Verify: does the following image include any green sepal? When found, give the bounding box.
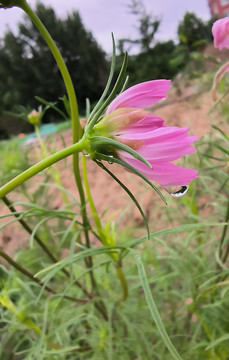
[86,51,128,132]
[94,152,167,204]
[95,160,150,239]
[91,136,152,169]
[87,34,116,125]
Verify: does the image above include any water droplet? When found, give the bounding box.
[164,185,189,198]
[82,150,90,157]
[108,155,114,164]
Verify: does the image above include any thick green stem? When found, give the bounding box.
[9,0,98,295]
[18,0,81,142]
[0,138,86,198]
[17,1,86,210]
[18,0,95,278]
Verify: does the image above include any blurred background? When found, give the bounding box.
[0,0,225,138]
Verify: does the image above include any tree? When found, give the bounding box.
[0,2,108,136]
[118,0,160,53]
[178,12,214,49]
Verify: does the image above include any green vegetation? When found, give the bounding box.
[0,2,108,137]
[1,1,229,359]
[0,70,229,359]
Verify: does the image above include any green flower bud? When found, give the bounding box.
[27,109,41,126]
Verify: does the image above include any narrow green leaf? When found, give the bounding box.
[120,75,129,93]
[87,33,116,124]
[95,152,167,204]
[212,125,229,140]
[35,246,121,281]
[35,96,68,119]
[86,51,128,131]
[60,95,71,117]
[135,254,183,360]
[126,222,228,248]
[91,136,152,169]
[213,143,229,155]
[95,160,150,238]
[205,333,229,350]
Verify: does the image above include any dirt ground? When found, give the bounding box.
[0,45,228,257]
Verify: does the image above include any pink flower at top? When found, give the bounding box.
[212,17,229,50]
[98,80,198,194]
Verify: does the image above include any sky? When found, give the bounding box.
[0,0,211,54]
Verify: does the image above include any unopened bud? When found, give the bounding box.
[28,110,41,126]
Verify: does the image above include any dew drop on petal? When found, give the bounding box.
[164,185,189,198]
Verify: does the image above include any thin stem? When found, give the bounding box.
[2,196,59,263]
[0,249,86,303]
[0,138,86,198]
[116,266,128,302]
[2,196,108,319]
[221,197,229,263]
[18,0,97,288]
[82,157,128,301]
[82,155,103,233]
[35,124,47,158]
[18,0,81,142]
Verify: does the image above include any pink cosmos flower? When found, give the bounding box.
[99,80,198,193]
[211,18,229,100]
[212,17,229,50]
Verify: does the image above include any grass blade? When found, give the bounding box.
[135,253,183,360]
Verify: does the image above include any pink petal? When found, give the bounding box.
[120,156,198,187]
[118,114,165,134]
[212,17,229,50]
[107,80,171,113]
[120,139,196,162]
[119,125,191,141]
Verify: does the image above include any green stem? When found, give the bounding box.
[13,0,97,294]
[0,249,86,303]
[2,195,59,263]
[18,0,94,276]
[0,138,86,199]
[82,155,103,233]
[82,155,128,301]
[221,197,229,263]
[35,124,47,158]
[116,266,128,301]
[17,1,86,211]
[18,0,81,143]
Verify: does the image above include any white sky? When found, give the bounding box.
[0,0,211,53]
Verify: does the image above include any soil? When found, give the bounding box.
[0,45,228,257]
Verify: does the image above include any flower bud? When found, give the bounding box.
[27,109,41,126]
[212,17,229,50]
